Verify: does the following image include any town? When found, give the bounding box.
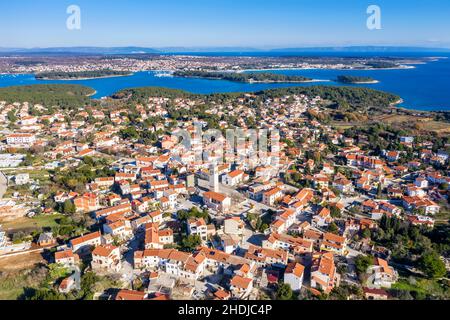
[0,84,448,301]
[0,53,431,75]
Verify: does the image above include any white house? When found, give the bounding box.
[14,173,30,185]
[284,262,305,292]
[69,231,103,253]
[203,191,231,213]
[187,218,208,241]
[91,245,122,273]
[6,133,36,148]
[223,170,248,187]
[367,258,398,289]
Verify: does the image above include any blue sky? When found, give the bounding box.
[1,0,449,48]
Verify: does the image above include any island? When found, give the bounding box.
[173,70,314,83]
[336,75,379,84]
[35,69,133,80]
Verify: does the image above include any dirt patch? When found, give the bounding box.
[0,251,46,272]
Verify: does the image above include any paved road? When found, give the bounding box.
[0,171,7,199]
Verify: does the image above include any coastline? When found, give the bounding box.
[35,73,134,81]
[87,90,97,97]
[338,80,380,84]
[247,79,329,83]
[173,74,324,84]
[237,65,416,72]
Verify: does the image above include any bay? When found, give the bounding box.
[0,52,449,111]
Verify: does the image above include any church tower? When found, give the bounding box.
[209,163,219,193]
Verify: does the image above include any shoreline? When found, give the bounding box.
[35,73,134,81]
[338,80,380,84]
[248,79,329,83]
[236,65,416,72]
[87,90,97,97]
[173,74,325,84]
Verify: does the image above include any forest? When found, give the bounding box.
[0,84,95,109]
[35,70,132,80]
[173,70,313,83]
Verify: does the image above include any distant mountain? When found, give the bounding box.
[269,46,450,53]
[0,47,160,55]
[158,47,263,53]
[1,46,449,55]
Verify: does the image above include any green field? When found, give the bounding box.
[0,214,63,233]
[391,277,450,299]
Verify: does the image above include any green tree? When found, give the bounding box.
[354,255,374,275]
[361,228,371,239]
[7,110,17,123]
[79,271,99,300]
[330,206,341,218]
[328,222,339,235]
[26,288,67,300]
[418,252,447,279]
[277,283,293,300]
[181,234,202,252]
[62,200,76,214]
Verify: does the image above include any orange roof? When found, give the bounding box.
[285,262,305,278]
[376,258,394,275]
[315,252,336,277]
[228,170,244,178]
[214,289,231,300]
[70,231,101,246]
[116,290,147,301]
[230,275,252,289]
[203,191,227,202]
[92,245,118,257]
[323,232,345,244]
[55,249,75,260]
[264,187,282,197]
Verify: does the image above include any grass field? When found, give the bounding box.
[0,251,47,300]
[392,277,450,299]
[0,214,63,233]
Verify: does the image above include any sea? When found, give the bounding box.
[0,52,449,111]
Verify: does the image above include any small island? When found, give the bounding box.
[173,70,314,83]
[35,69,133,80]
[336,75,379,84]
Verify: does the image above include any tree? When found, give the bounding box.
[62,200,76,214]
[361,228,371,239]
[26,288,67,300]
[7,110,17,123]
[181,234,202,252]
[354,255,374,275]
[79,271,99,300]
[48,263,70,281]
[328,222,339,235]
[277,283,293,300]
[330,206,341,218]
[418,251,447,279]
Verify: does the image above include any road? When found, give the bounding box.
[0,171,7,199]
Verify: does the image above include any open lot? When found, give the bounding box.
[0,214,63,233]
[0,251,47,300]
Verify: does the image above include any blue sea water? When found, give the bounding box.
[0,52,449,111]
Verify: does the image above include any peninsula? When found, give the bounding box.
[173,70,314,83]
[336,75,379,84]
[35,69,133,80]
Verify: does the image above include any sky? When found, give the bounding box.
[1,0,449,48]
